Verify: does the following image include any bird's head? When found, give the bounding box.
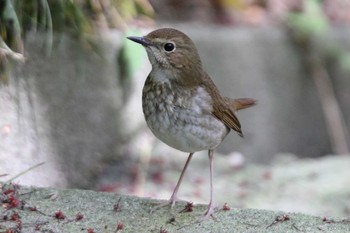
[127,28,203,79]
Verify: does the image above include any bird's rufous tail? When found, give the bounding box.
[226,97,257,111]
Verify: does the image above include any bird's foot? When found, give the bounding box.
[150,197,179,213]
[197,202,217,222]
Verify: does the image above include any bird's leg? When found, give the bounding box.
[151,152,194,212]
[202,149,216,219]
[168,152,194,206]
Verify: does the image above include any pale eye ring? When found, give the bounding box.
[163,42,175,52]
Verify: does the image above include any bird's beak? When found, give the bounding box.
[127,36,150,46]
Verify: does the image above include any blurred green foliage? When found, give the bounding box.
[286,0,350,154]
[0,0,153,84]
[287,0,328,40]
[287,0,350,72]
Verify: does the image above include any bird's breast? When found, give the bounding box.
[142,77,229,153]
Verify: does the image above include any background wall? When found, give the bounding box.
[0,26,349,188]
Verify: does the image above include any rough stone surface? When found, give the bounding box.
[0,182,349,233]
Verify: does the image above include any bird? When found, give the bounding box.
[127,28,256,219]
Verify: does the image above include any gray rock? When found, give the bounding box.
[0,182,349,233]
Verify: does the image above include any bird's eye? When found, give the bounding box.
[163,42,175,52]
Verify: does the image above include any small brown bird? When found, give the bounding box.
[127,28,256,218]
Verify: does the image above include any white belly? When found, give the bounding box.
[142,84,229,153]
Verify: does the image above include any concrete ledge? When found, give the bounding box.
[1,183,349,232]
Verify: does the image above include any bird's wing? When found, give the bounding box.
[214,103,243,137]
[201,73,244,137]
